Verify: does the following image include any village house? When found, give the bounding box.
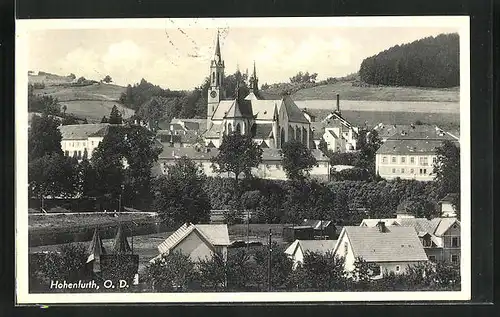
[359,208,461,264]
[155,146,331,181]
[59,123,110,160]
[374,124,459,181]
[284,239,337,270]
[150,223,230,264]
[332,224,429,278]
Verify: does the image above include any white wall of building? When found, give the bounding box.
[61,136,104,159]
[376,153,437,181]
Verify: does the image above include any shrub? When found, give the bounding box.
[142,252,199,292]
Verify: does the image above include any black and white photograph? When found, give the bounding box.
[15,16,470,303]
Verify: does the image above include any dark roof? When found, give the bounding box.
[59,124,110,140]
[282,96,310,123]
[376,139,446,155]
[439,193,459,203]
[260,140,269,148]
[170,123,184,130]
[159,146,218,160]
[254,123,274,138]
[374,124,457,141]
[158,131,199,144]
[225,98,253,118]
[184,122,200,130]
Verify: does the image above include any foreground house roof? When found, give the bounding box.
[337,226,428,263]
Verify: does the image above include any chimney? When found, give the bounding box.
[336,93,340,113]
[376,221,387,233]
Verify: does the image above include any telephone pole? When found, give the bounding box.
[268,228,272,292]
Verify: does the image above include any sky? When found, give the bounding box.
[27,20,459,90]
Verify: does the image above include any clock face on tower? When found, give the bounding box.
[210,90,217,98]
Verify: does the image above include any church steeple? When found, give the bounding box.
[214,30,222,63]
[250,60,259,93]
[207,31,225,129]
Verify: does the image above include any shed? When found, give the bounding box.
[283,226,314,243]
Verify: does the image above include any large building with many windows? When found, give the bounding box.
[59,123,110,160]
[374,124,459,181]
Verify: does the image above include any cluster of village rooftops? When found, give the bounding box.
[83,196,459,282]
[57,31,460,182]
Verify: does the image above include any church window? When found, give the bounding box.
[212,72,215,84]
[236,123,241,133]
[216,72,220,86]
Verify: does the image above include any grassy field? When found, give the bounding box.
[58,100,135,123]
[30,76,132,123]
[292,81,460,102]
[310,109,460,131]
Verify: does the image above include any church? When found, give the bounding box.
[202,32,313,149]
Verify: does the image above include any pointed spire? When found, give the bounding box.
[87,227,106,264]
[252,60,257,79]
[113,224,132,254]
[214,30,222,63]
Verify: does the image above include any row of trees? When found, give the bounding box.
[359,33,459,88]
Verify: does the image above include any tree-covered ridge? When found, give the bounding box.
[359,33,459,88]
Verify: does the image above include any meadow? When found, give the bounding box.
[292,81,460,103]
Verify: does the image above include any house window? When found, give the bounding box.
[344,242,348,256]
[429,255,437,262]
[392,168,396,173]
[391,156,396,163]
[423,238,432,247]
[410,168,414,174]
[423,169,427,174]
[382,156,387,164]
[91,141,94,146]
[452,237,460,247]
[432,157,437,164]
[401,168,405,174]
[401,157,406,163]
[395,265,400,272]
[64,150,69,156]
[410,157,415,164]
[451,254,459,263]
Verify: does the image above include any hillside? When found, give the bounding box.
[291,81,460,102]
[359,33,459,88]
[29,73,133,123]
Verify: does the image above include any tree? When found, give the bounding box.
[433,140,460,196]
[29,153,79,204]
[77,76,87,84]
[197,252,227,290]
[143,252,199,292]
[31,243,88,286]
[108,105,123,124]
[211,132,263,191]
[102,75,112,83]
[68,73,76,80]
[355,129,382,174]
[62,105,67,115]
[280,140,318,181]
[253,242,293,290]
[61,115,79,126]
[101,116,109,123]
[77,158,98,198]
[291,251,346,291]
[152,157,211,226]
[28,114,63,161]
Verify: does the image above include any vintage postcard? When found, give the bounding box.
[15,16,470,304]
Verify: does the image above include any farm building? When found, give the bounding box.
[150,223,230,264]
[283,226,315,242]
[301,219,338,239]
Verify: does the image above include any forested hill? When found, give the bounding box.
[358,33,459,88]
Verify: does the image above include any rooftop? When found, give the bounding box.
[59,124,110,140]
[341,226,428,262]
[376,138,446,155]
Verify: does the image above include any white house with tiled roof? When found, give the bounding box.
[150,223,230,264]
[333,224,428,278]
[202,32,312,150]
[59,123,110,160]
[375,124,459,181]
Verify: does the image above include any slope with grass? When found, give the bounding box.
[291,81,460,102]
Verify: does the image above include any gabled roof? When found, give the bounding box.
[439,193,459,203]
[203,123,223,138]
[155,223,230,259]
[339,226,428,262]
[285,239,337,256]
[376,139,445,155]
[212,100,236,120]
[260,140,269,148]
[249,100,279,120]
[87,228,106,263]
[301,219,333,230]
[113,224,132,254]
[360,217,460,238]
[282,96,310,123]
[158,146,218,160]
[434,218,460,236]
[59,124,110,140]
[254,123,274,138]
